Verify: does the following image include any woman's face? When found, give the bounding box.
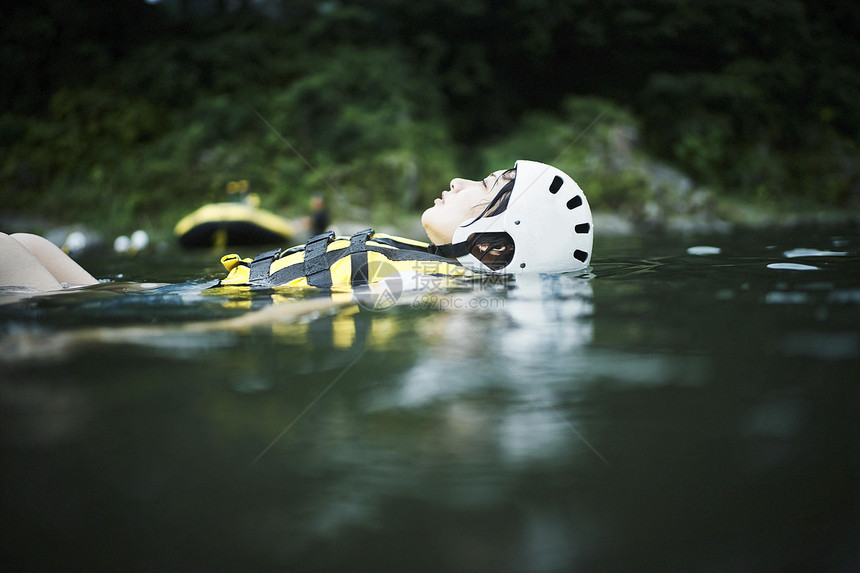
[422,169,514,244]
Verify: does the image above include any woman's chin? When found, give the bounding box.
[421,213,441,245]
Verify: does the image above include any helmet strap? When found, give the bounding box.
[428,241,470,259]
[430,231,515,271]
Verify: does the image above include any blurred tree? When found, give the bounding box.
[0,0,165,116]
[2,0,859,233]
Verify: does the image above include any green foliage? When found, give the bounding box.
[1,39,462,234]
[640,64,860,204]
[2,0,859,237]
[480,98,653,216]
[258,46,457,210]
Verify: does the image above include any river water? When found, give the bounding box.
[1,224,859,572]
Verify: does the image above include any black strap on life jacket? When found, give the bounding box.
[304,230,337,287]
[249,248,281,284]
[348,228,375,286]
[246,228,463,289]
[362,244,461,263]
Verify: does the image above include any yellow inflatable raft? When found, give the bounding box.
[174,181,295,248]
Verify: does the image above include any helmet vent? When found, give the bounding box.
[566,195,583,210]
[549,176,563,194]
[574,249,589,263]
[575,223,590,234]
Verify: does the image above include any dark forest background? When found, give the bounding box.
[2,0,858,235]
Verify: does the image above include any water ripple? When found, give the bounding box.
[767,262,821,271]
[687,246,721,256]
[783,248,847,258]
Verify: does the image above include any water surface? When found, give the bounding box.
[1,224,859,572]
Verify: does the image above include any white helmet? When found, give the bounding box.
[434,160,594,273]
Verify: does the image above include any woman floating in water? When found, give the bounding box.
[1,160,593,292]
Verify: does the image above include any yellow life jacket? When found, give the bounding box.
[216,228,470,289]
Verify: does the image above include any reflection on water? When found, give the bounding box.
[1,226,859,571]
